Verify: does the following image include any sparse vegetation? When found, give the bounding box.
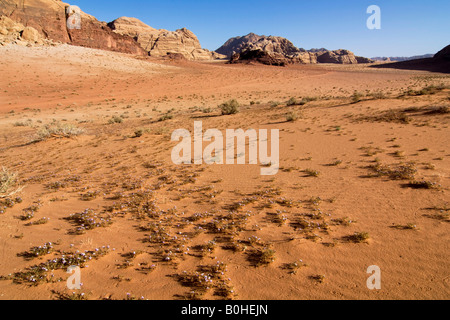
[158,112,174,122]
[285,111,299,122]
[402,85,448,97]
[369,162,417,180]
[351,91,362,103]
[303,169,320,177]
[286,97,299,106]
[108,115,123,124]
[35,123,84,141]
[0,167,21,198]
[219,99,240,115]
[345,232,370,243]
[406,180,441,190]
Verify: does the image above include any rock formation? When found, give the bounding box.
[224,34,317,66]
[216,33,266,57]
[219,33,373,66]
[108,17,226,60]
[316,49,358,64]
[0,15,52,46]
[0,0,146,55]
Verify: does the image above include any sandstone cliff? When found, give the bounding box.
[0,0,146,55]
[108,17,226,60]
[219,33,373,65]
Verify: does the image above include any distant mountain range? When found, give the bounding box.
[371,54,434,62]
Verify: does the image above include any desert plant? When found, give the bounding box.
[253,247,276,266]
[108,115,123,124]
[346,232,370,243]
[285,111,299,122]
[219,99,240,115]
[304,169,320,177]
[158,112,174,121]
[35,123,84,140]
[407,180,441,190]
[425,105,449,115]
[286,97,299,106]
[369,162,417,180]
[369,91,387,100]
[351,91,363,103]
[0,167,21,198]
[309,274,326,283]
[269,101,281,108]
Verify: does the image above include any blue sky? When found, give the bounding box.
[69,0,449,57]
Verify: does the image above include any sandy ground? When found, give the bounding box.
[0,43,449,300]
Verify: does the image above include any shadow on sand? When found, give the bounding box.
[369,58,450,74]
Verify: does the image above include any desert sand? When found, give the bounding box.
[0,43,448,300]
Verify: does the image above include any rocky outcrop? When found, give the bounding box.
[217,33,268,58]
[316,49,358,64]
[230,49,289,66]
[229,48,317,66]
[0,15,54,46]
[356,56,376,64]
[108,17,226,60]
[219,33,373,65]
[225,34,317,66]
[0,0,146,55]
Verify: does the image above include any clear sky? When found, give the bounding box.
[69,0,449,58]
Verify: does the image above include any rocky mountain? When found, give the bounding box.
[108,17,226,61]
[0,0,146,55]
[221,33,373,66]
[0,0,224,60]
[0,15,49,46]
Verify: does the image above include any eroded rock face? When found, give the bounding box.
[0,15,52,46]
[225,34,319,66]
[355,56,375,64]
[316,49,358,64]
[216,33,264,58]
[0,0,146,55]
[108,17,226,60]
[229,48,318,66]
[219,33,373,65]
